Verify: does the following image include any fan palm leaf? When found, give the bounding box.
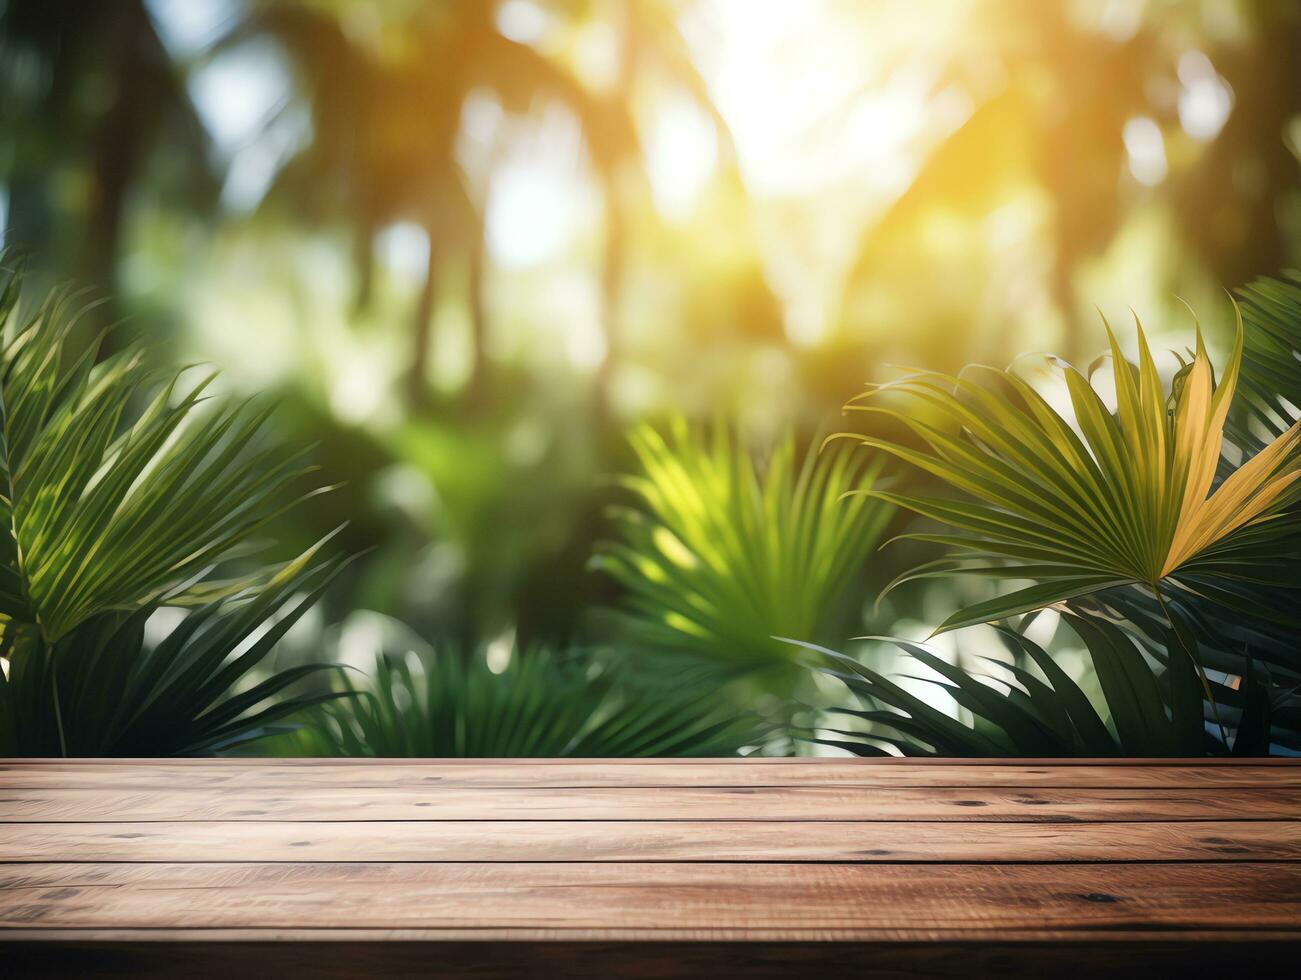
[789,611,1280,757]
[839,308,1301,633]
[0,530,352,757]
[0,264,349,755]
[275,617,764,758]
[1231,272,1301,449]
[594,417,892,673]
[0,266,323,647]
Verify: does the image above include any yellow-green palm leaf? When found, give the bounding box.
[595,418,892,673]
[841,307,1301,633]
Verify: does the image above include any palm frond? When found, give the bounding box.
[0,537,351,756]
[0,265,324,646]
[594,417,892,674]
[0,263,348,756]
[1231,272,1301,450]
[840,306,1300,633]
[274,615,765,758]
[793,612,1283,757]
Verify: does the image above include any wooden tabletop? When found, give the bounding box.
[2,758,1299,977]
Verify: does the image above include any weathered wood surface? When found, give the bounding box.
[6,819,1298,863]
[5,759,1299,788]
[9,783,1300,822]
[2,758,1298,977]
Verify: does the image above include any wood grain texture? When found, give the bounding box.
[2,819,1296,863]
[1,758,1297,976]
[4,784,1298,822]
[4,760,1298,788]
[2,862,1299,933]
[17,757,1298,764]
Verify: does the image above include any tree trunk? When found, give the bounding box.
[465,214,489,409]
[594,4,637,422]
[596,172,626,420]
[80,0,155,354]
[353,219,376,314]
[408,228,439,410]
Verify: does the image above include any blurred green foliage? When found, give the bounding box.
[1,1,1298,755]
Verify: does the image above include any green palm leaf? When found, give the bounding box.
[791,611,1272,757]
[0,264,323,647]
[273,615,765,758]
[0,262,349,756]
[594,417,892,675]
[0,537,351,756]
[1231,272,1301,449]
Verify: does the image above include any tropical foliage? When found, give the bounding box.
[4,2,1299,764]
[274,613,764,757]
[1233,273,1301,451]
[838,305,1299,635]
[0,544,350,756]
[792,612,1278,757]
[0,264,345,755]
[809,274,1301,756]
[595,418,892,682]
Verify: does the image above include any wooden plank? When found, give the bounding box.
[2,784,1296,822]
[4,760,1299,789]
[15,757,1299,765]
[8,927,1301,943]
[2,819,1296,863]
[1,862,1297,935]
[4,760,1297,974]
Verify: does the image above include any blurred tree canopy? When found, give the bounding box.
[1,0,1298,651]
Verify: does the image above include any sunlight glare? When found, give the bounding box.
[377,222,431,282]
[646,98,718,220]
[187,40,290,154]
[145,0,234,58]
[486,632,515,674]
[331,353,388,425]
[496,0,550,44]
[1123,117,1168,186]
[486,162,592,268]
[1177,51,1233,142]
[186,38,299,210]
[695,1,940,198]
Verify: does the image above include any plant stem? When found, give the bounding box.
[1155,587,1229,747]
